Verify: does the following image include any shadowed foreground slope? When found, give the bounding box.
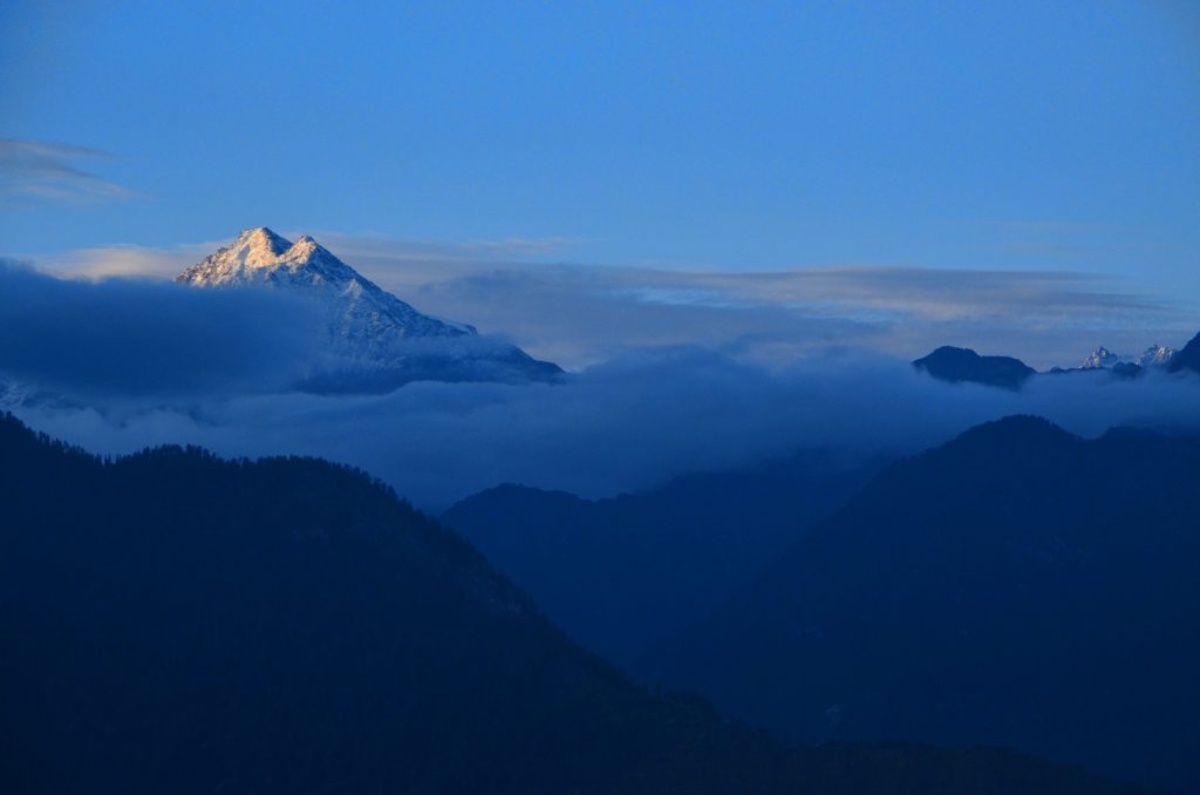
[642,416,1200,793]
[0,414,1154,795]
[442,451,880,668]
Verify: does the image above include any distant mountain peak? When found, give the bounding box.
[1078,344,1175,371]
[1136,343,1176,368]
[239,226,285,244]
[949,414,1078,450]
[913,346,1035,390]
[176,228,562,391]
[1167,330,1200,374]
[1081,347,1119,369]
[229,226,292,262]
[179,228,361,288]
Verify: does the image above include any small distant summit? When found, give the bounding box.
[1080,347,1121,370]
[947,414,1080,456]
[912,336,1198,391]
[1137,344,1176,368]
[1055,343,1179,380]
[1078,344,1175,371]
[913,346,1035,390]
[177,228,562,392]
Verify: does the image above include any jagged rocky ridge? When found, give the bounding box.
[177,227,562,392]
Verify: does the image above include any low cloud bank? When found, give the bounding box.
[9,345,1200,511]
[0,261,321,396]
[3,258,1199,510]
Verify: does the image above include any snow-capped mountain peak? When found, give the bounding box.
[1136,344,1175,368]
[227,226,291,265]
[176,228,561,391]
[1075,344,1177,372]
[179,227,360,289]
[1080,347,1120,369]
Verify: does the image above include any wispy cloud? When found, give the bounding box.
[392,263,1192,371]
[0,139,137,203]
[312,231,584,264]
[22,232,1198,372]
[963,218,1190,264]
[36,243,210,280]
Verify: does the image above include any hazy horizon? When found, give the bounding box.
[3,2,1198,371]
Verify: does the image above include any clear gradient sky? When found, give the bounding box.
[2,1,1199,344]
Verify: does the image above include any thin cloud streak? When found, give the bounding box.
[399,264,1192,371]
[0,139,137,203]
[35,245,205,280]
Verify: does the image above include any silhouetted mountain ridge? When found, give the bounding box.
[914,332,1200,387]
[1168,330,1200,374]
[641,414,1200,793]
[0,413,1153,795]
[443,450,883,667]
[913,346,1036,389]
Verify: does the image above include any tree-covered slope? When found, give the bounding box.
[0,414,1155,795]
[443,450,879,667]
[642,416,1200,793]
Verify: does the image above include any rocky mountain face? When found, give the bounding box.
[177,227,561,391]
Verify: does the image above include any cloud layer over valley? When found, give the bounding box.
[5,255,1200,510]
[0,260,321,396]
[2,241,1197,509]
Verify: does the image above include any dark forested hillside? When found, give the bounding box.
[0,413,1156,795]
[443,451,880,667]
[641,415,1200,794]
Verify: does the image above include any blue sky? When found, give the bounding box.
[2,1,1199,360]
[3,1,1200,505]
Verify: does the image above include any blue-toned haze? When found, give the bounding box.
[5,9,1200,790]
[2,1,1200,507]
[2,2,1198,363]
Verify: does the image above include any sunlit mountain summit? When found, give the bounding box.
[178,228,562,392]
[1079,344,1176,371]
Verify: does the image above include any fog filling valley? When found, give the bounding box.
[4,260,1199,510]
